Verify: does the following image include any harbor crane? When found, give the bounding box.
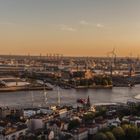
[107,48,117,77]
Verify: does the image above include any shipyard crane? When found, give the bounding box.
[107,48,117,77]
[127,52,134,77]
[108,48,117,65]
[127,53,135,87]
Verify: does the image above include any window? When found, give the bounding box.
[11,135,16,140]
[19,132,23,136]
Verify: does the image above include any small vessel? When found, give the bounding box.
[60,85,71,89]
[77,98,87,104]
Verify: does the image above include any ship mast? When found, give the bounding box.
[31,91,34,108]
[44,81,48,105]
[57,86,61,106]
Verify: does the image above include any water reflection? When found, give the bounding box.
[0,86,140,107]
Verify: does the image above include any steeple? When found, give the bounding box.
[86,96,91,108]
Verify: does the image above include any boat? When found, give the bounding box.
[77,98,87,104]
[60,85,71,89]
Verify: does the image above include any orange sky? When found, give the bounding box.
[0,0,140,57]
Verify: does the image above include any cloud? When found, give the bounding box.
[60,24,76,32]
[79,20,89,25]
[80,20,105,28]
[96,23,104,28]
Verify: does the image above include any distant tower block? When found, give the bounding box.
[46,54,48,59]
[129,64,135,77]
[61,54,63,58]
[50,54,52,59]
[56,54,59,60]
[40,53,42,59]
[28,53,30,60]
[53,54,55,59]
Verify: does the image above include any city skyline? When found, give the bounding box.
[0,0,140,56]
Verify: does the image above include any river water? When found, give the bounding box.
[0,85,140,107]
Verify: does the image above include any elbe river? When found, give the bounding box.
[1,85,140,107]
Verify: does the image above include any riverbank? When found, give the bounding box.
[75,85,113,89]
[0,86,52,92]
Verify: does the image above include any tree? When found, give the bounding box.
[18,135,37,140]
[112,127,125,140]
[102,79,108,86]
[105,131,116,140]
[95,106,107,117]
[94,132,108,140]
[122,124,129,131]
[68,119,80,130]
[127,125,138,140]
[83,112,95,124]
[107,78,112,85]
[137,128,140,139]
[122,124,138,140]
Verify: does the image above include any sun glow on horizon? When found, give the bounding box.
[0,0,140,56]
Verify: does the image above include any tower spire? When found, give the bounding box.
[86,96,91,108]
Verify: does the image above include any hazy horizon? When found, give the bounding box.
[0,0,140,56]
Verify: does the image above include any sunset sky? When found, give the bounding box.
[0,0,140,56]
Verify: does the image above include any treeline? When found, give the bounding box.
[68,76,112,86]
[94,124,140,140]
